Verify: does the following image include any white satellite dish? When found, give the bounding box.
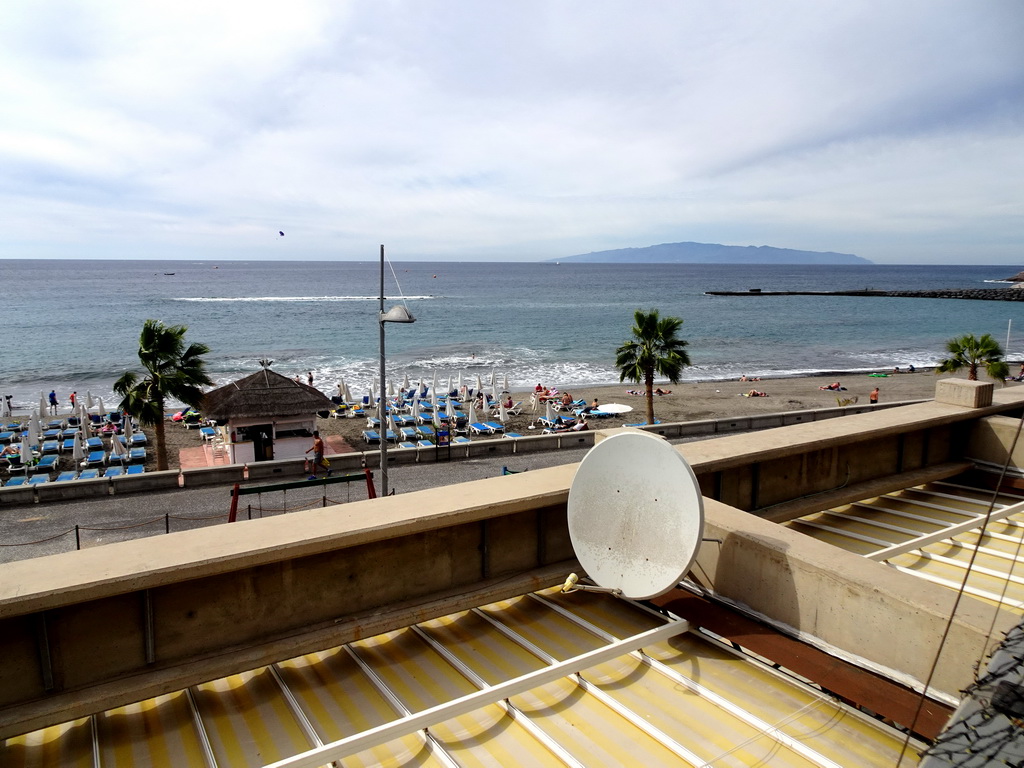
[567,432,704,600]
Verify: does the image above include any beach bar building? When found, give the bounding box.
[201,368,334,465]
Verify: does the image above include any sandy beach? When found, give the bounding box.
[154,369,1003,469]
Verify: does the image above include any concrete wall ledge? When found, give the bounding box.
[181,466,244,487]
[0,485,35,505]
[36,478,110,502]
[111,470,182,493]
[244,459,305,481]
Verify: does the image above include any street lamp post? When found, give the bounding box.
[378,244,415,496]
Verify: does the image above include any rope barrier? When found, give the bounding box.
[78,517,166,532]
[0,528,76,546]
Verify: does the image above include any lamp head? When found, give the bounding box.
[380,306,416,324]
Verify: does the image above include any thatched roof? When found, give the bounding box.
[202,369,334,421]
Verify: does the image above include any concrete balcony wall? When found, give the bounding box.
[0,387,1022,737]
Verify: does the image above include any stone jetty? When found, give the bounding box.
[705,288,1024,301]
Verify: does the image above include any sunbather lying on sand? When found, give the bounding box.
[744,390,769,397]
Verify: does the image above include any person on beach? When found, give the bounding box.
[870,387,879,405]
[654,388,672,395]
[535,383,544,393]
[305,430,331,479]
[48,390,58,414]
[747,389,768,397]
[307,371,314,387]
[69,391,77,408]
[560,392,573,407]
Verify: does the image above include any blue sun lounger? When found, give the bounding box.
[362,430,382,443]
[85,450,106,467]
[0,431,13,443]
[452,436,471,445]
[78,469,100,480]
[416,425,436,439]
[61,439,76,453]
[104,466,124,477]
[397,441,417,449]
[199,426,216,441]
[28,474,50,485]
[502,432,522,439]
[4,476,27,486]
[34,455,59,473]
[130,434,147,447]
[55,471,78,482]
[127,447,146,463]
[468,422,495,435]
[399,427,419,441]
[41,440,59,454]
[127,464,144,475]
[86,437,103,451]
[483,422,505,433]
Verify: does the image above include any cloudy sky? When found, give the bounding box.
[2,2,1022,264]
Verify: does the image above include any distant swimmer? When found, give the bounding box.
[279,231,285,237]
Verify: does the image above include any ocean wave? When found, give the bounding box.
[171,295,435,302]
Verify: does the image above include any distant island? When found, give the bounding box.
[555,241,871,265]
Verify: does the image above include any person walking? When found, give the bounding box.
[870,387,879,405]
[48,390,59,415]
[305,430,331,479]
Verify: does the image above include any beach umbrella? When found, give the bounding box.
[431,388,438,413]
[86,390,94,409]
[411,398,421,423]
[545,400,554,423]
[456,371,463,398]
[78,403,91,435]
[387,413,399,437]
[109,429,125,461]
[96,396,105,420]
[387,379,395,397]
[402,372,410,390]
[72,432,84,463]
[445,397,455,419]
[431,370,437,398]
[476,374,483,398]
[467,399,476,426]
[123,415,135,442]
[337,380,346,400]
[29,412,41,446]
[497,400,508,423]
[503,373,509,393]
[490,368,496,386]
[366,384,375,407]
[432,408,441,429]
[39,393,47,418]
[19,436,33,468]
[445,374,452,397]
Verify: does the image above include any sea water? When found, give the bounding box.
[2,259,1021,412]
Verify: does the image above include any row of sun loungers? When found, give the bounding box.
[2,465,144,486]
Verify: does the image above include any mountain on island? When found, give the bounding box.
[556,241,871,265]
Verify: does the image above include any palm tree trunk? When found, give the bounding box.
[644,370,655,425]
[968,363,978,381]
[155,397,169,471]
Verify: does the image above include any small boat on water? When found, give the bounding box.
[164,272,175,276]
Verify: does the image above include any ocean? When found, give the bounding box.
[2,259,1021,413]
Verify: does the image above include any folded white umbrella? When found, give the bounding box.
[545,400,554,423]
[498,401,508,423]
[388,413,399,436]
[39,393,47,417]
[456,371,463,393]
[411,398,421,422]
[446,375,452,396]
[432,408,442,429]
[109,429,125,459]
[476,375,483,397]
[431,370,438,398]
[29,412,41,445]
[445,398,455,419]
[402,372,410,390]
[96,397,105,421]
[20,436,33,466]
[72,432,84,463]
[467,399,476,425]
[86,390,95,409]
[503,373,510,392]
[387,379,395,397]
[123,416,135,442]
[367,384,375,407]
[490,368,496,386]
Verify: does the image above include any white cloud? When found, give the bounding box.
[1,0,1022,262]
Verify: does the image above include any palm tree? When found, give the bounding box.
[936,333,1009,383]
[615,309,691,425]
[114,319,213,470]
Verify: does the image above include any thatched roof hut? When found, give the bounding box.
[203,368,334,422]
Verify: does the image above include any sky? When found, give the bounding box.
[1,2,1022,265]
